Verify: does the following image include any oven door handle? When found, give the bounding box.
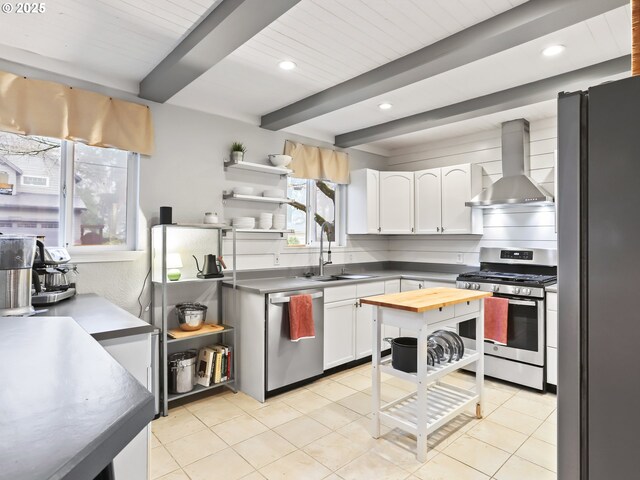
[507,299,537,307]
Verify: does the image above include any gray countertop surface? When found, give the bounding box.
[547,284,558,293]
[36,293,156,341]
[0,316,155,480]
[223,270,459,294]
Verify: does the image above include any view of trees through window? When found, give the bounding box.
[0,131,132,247]
[287,178,336,246]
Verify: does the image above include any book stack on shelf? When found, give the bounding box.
[196,344,232,387]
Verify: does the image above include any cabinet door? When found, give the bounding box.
[415,168,442,234]
[355,302,374,359]
[347,169,380,234]
[324,299,356,369]
[383,280,401,339]
[380,172,415,234]
[441,164,473,234]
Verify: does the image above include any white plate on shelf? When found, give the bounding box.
[233,186,255,196]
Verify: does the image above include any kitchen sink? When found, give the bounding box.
[308,274,377,282]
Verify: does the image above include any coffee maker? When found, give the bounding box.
[0,235,36,316]
[31,240,77,306]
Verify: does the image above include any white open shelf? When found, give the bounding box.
[380,348,479,384]
[224,159,292,176]
[379,382,479,436]
[223,193,291,204]
[234,229,293,234]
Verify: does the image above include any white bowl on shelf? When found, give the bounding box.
[263,189,285,198]
[233,186,255,196]
[258,221,273,230]
[268,154,292,167]
[232,217,255,229]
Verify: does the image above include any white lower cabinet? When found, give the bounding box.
[324,281,386,369]
[324,299,356,369]
[383,280,400,340]
[100,333,152,480]
[546,291,558,386]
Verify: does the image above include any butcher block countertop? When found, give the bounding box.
[360,287,492,313]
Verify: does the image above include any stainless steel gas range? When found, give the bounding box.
[456,247,557,391]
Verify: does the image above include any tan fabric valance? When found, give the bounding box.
[0,70,154,155]
[284,140,350,184]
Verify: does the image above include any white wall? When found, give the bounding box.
[384,118,558,265]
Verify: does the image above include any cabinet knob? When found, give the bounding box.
[436,227,440,232]
[441,227,445,232]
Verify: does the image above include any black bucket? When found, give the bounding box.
[384,337,417,373]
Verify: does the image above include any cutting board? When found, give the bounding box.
[168,323,225,339]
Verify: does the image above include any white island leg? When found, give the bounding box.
[416,321,430,462]
[371,306,381,438]
[475,300,485,418]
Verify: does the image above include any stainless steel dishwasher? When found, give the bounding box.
[266,289,324,392]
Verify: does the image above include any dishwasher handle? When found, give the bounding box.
[270,292,323,304]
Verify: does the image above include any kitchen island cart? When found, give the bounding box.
[361,287,491,461]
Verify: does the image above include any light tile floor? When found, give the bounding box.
[151,365,557,480]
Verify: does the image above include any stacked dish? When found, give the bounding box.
[232,217,255,229]
[258,213,273,230]
[263,189,285,198]
[273,214,286,230]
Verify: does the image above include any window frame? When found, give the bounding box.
[287,178,345,247]
[60,141,139,253]
[20,175,50,187]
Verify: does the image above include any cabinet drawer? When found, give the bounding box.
[425,305,455,323]
[547,292,557,311]
[547,347,557,385]
[455,300,479,317]
[324,285,357,303]
[357,281,385,298]
[384,279,400,294]
[547,309,558,348]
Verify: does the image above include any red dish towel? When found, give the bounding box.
[484,297,509,345]
[289,294,315,342]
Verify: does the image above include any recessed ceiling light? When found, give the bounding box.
[542,45,565,57]
[378,102,393,110]
[279,60,296,70]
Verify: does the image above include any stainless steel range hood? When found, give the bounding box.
[466,119,554,208]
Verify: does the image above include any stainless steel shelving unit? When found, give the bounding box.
[151,224,237,416]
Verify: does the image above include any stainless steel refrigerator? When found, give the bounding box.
[558,75,640,480]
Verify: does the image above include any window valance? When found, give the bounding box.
[0,70,154,155]
[284,140,349,184]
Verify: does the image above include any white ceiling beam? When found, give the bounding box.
[139,0,301,103]
[334,56,630,148]
[260,0,628,131]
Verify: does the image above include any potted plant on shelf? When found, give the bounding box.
[230,142,246,163]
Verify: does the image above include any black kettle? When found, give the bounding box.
[193,254,223,278]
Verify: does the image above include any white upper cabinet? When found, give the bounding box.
[414,168,442,234]
[441,164,483,234]
[347,169,380,234]
[379,172,414,234]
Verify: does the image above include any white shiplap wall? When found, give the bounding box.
[385,118,558,265]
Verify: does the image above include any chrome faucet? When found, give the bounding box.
[319,221,333,276]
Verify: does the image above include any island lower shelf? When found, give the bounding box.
[379,382,479,436]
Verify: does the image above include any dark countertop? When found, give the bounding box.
[37,293,156,341]
[223,270,458,294]
[0,316,155,480]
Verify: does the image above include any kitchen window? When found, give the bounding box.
[0,131,139,251]
[286,177,343,246]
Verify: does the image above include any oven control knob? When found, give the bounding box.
[491,285,500,292]
[513,287,521,294]
[522,288,532,296]
[464,282,471,289]
[473,283,480,290]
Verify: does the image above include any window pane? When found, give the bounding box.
[287,177,307,246]
[73,144,129,246]
[315,180,336,242]
[0,131,62,242]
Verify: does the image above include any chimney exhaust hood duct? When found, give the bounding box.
[466,119,554,208]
